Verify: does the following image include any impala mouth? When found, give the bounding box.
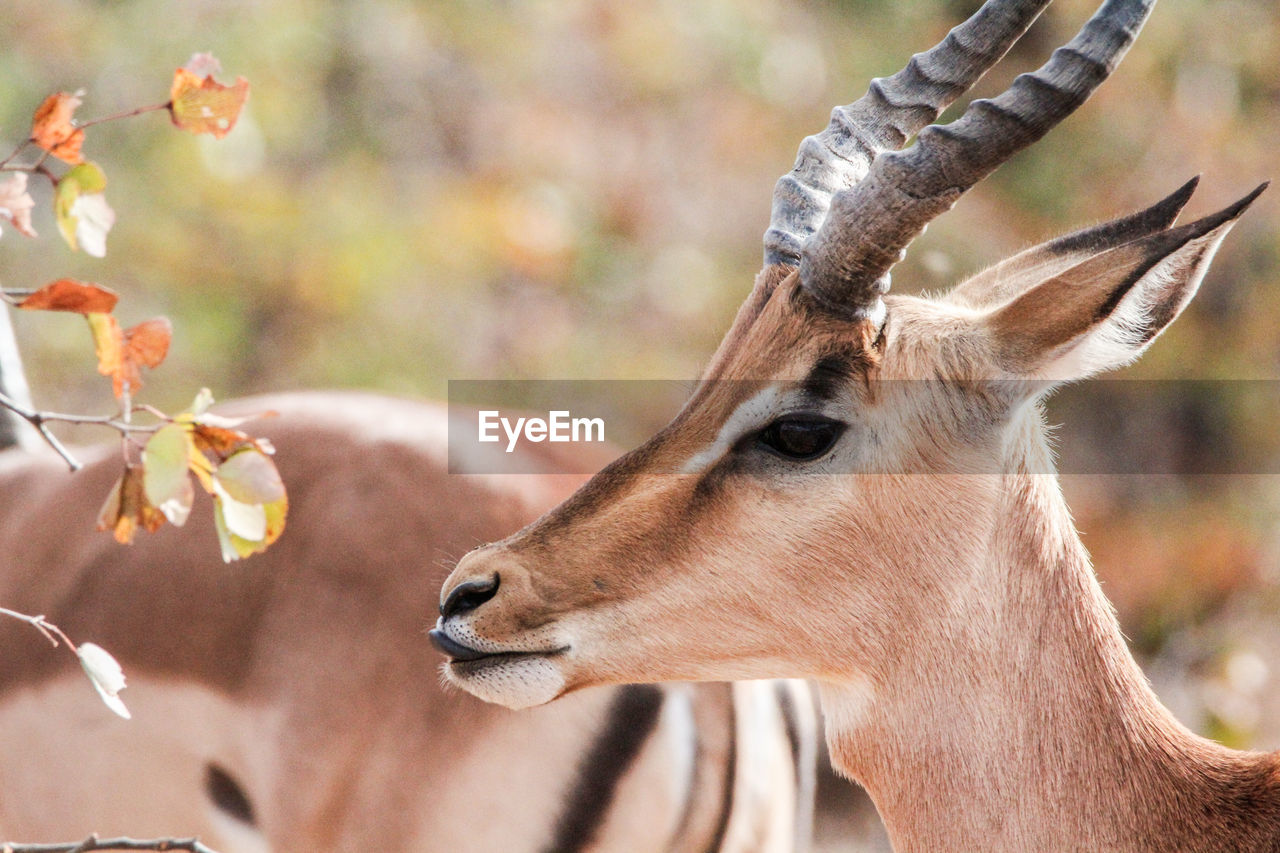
[428,629,491,662]
[428,628,568,669]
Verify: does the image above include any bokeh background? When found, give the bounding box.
[3,0,1279,849]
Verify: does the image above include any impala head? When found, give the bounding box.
[434,0,1266,710]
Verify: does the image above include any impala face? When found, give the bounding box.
[434,178,1259,710]
[433,270,1022,708]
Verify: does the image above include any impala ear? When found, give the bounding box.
[948,177,1199,311]
[986,184,1266,384]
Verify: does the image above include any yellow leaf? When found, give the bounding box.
[169,65,249,138]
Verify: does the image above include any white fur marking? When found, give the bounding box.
[680,385,783,474]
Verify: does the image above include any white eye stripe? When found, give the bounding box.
[679,385,783,474]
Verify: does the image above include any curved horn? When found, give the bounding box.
[764,0,1053,270]
[801,0,1157,318]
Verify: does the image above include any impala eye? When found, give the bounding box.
[756,416,845,461]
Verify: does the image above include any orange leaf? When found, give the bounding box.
[87,313,124,391]
[31,92,86,164]
[190,423,252,457]
[124,317,172,372]
[96,465,165,544]
[169,67,249,138]
[86,314,172,397]
[17,279,119,314]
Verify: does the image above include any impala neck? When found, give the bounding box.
[819,416,1279,852]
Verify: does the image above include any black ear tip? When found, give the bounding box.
[1152,176,1200,223]
[1221,181,1269,221]
[1172,175,1200,203]
[1192,181,1270,234]
[1234,181,1269,214]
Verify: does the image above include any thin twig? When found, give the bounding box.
[1,835,220,853]
[78,102,170,130]
[0,608,76,650]
[0,390,163,472]
[32,163,59,189]
[0,140,31,170]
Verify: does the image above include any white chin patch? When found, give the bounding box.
[446,656,567,710]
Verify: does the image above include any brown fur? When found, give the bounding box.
[0,392,813,852]
[440,197,1280,851]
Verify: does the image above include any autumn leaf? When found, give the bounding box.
[142,423,194,526]
[96,464,165,545]
[207,448,287,562]
[86,312,123,389]
[17,279,119,314]
[169,54,249,138]
[87,313,172,397]
[216,447,285,505]
[55,162,115,256]
[31,92,86,164]
[212,483,287,563]
[0,173,37,239]
[124,317,172,369]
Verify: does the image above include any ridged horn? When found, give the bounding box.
[798,0,1158,319]
[764,0,1053,271]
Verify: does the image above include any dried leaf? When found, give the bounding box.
[169,60,249,138]
[17,279,119,314]
[189,422,251,457]
[124,318,172,372]
[143,423,194,526]
[216,448,285,505]
[95,464,165,544]
[55,162,113,256]
[95,473,124,540]
[86,314,172,397]
[87,312,124,390]
[212,486,287,562]
[76,642,131,719]
[213,479,267,541]
[31,92,86,164]
[0,173,37,239]
[69,193,115,257]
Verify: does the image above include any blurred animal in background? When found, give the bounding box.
[0,391,815,852]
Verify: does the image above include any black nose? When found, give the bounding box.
[440,573,500,620]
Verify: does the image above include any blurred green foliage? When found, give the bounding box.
[3,0,1279,750]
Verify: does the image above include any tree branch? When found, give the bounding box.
[0,607,74,649]
[0,390,161,472]
[1,835,220,853]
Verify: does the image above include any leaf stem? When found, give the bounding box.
[78,102,170,130]
[0,140,31,170]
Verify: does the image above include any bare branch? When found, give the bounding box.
[0,607,76,649]
[1,835,220,853]
[0,390,164,472]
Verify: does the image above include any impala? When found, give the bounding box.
[435,0,1280,849]
[0,385,815,850]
